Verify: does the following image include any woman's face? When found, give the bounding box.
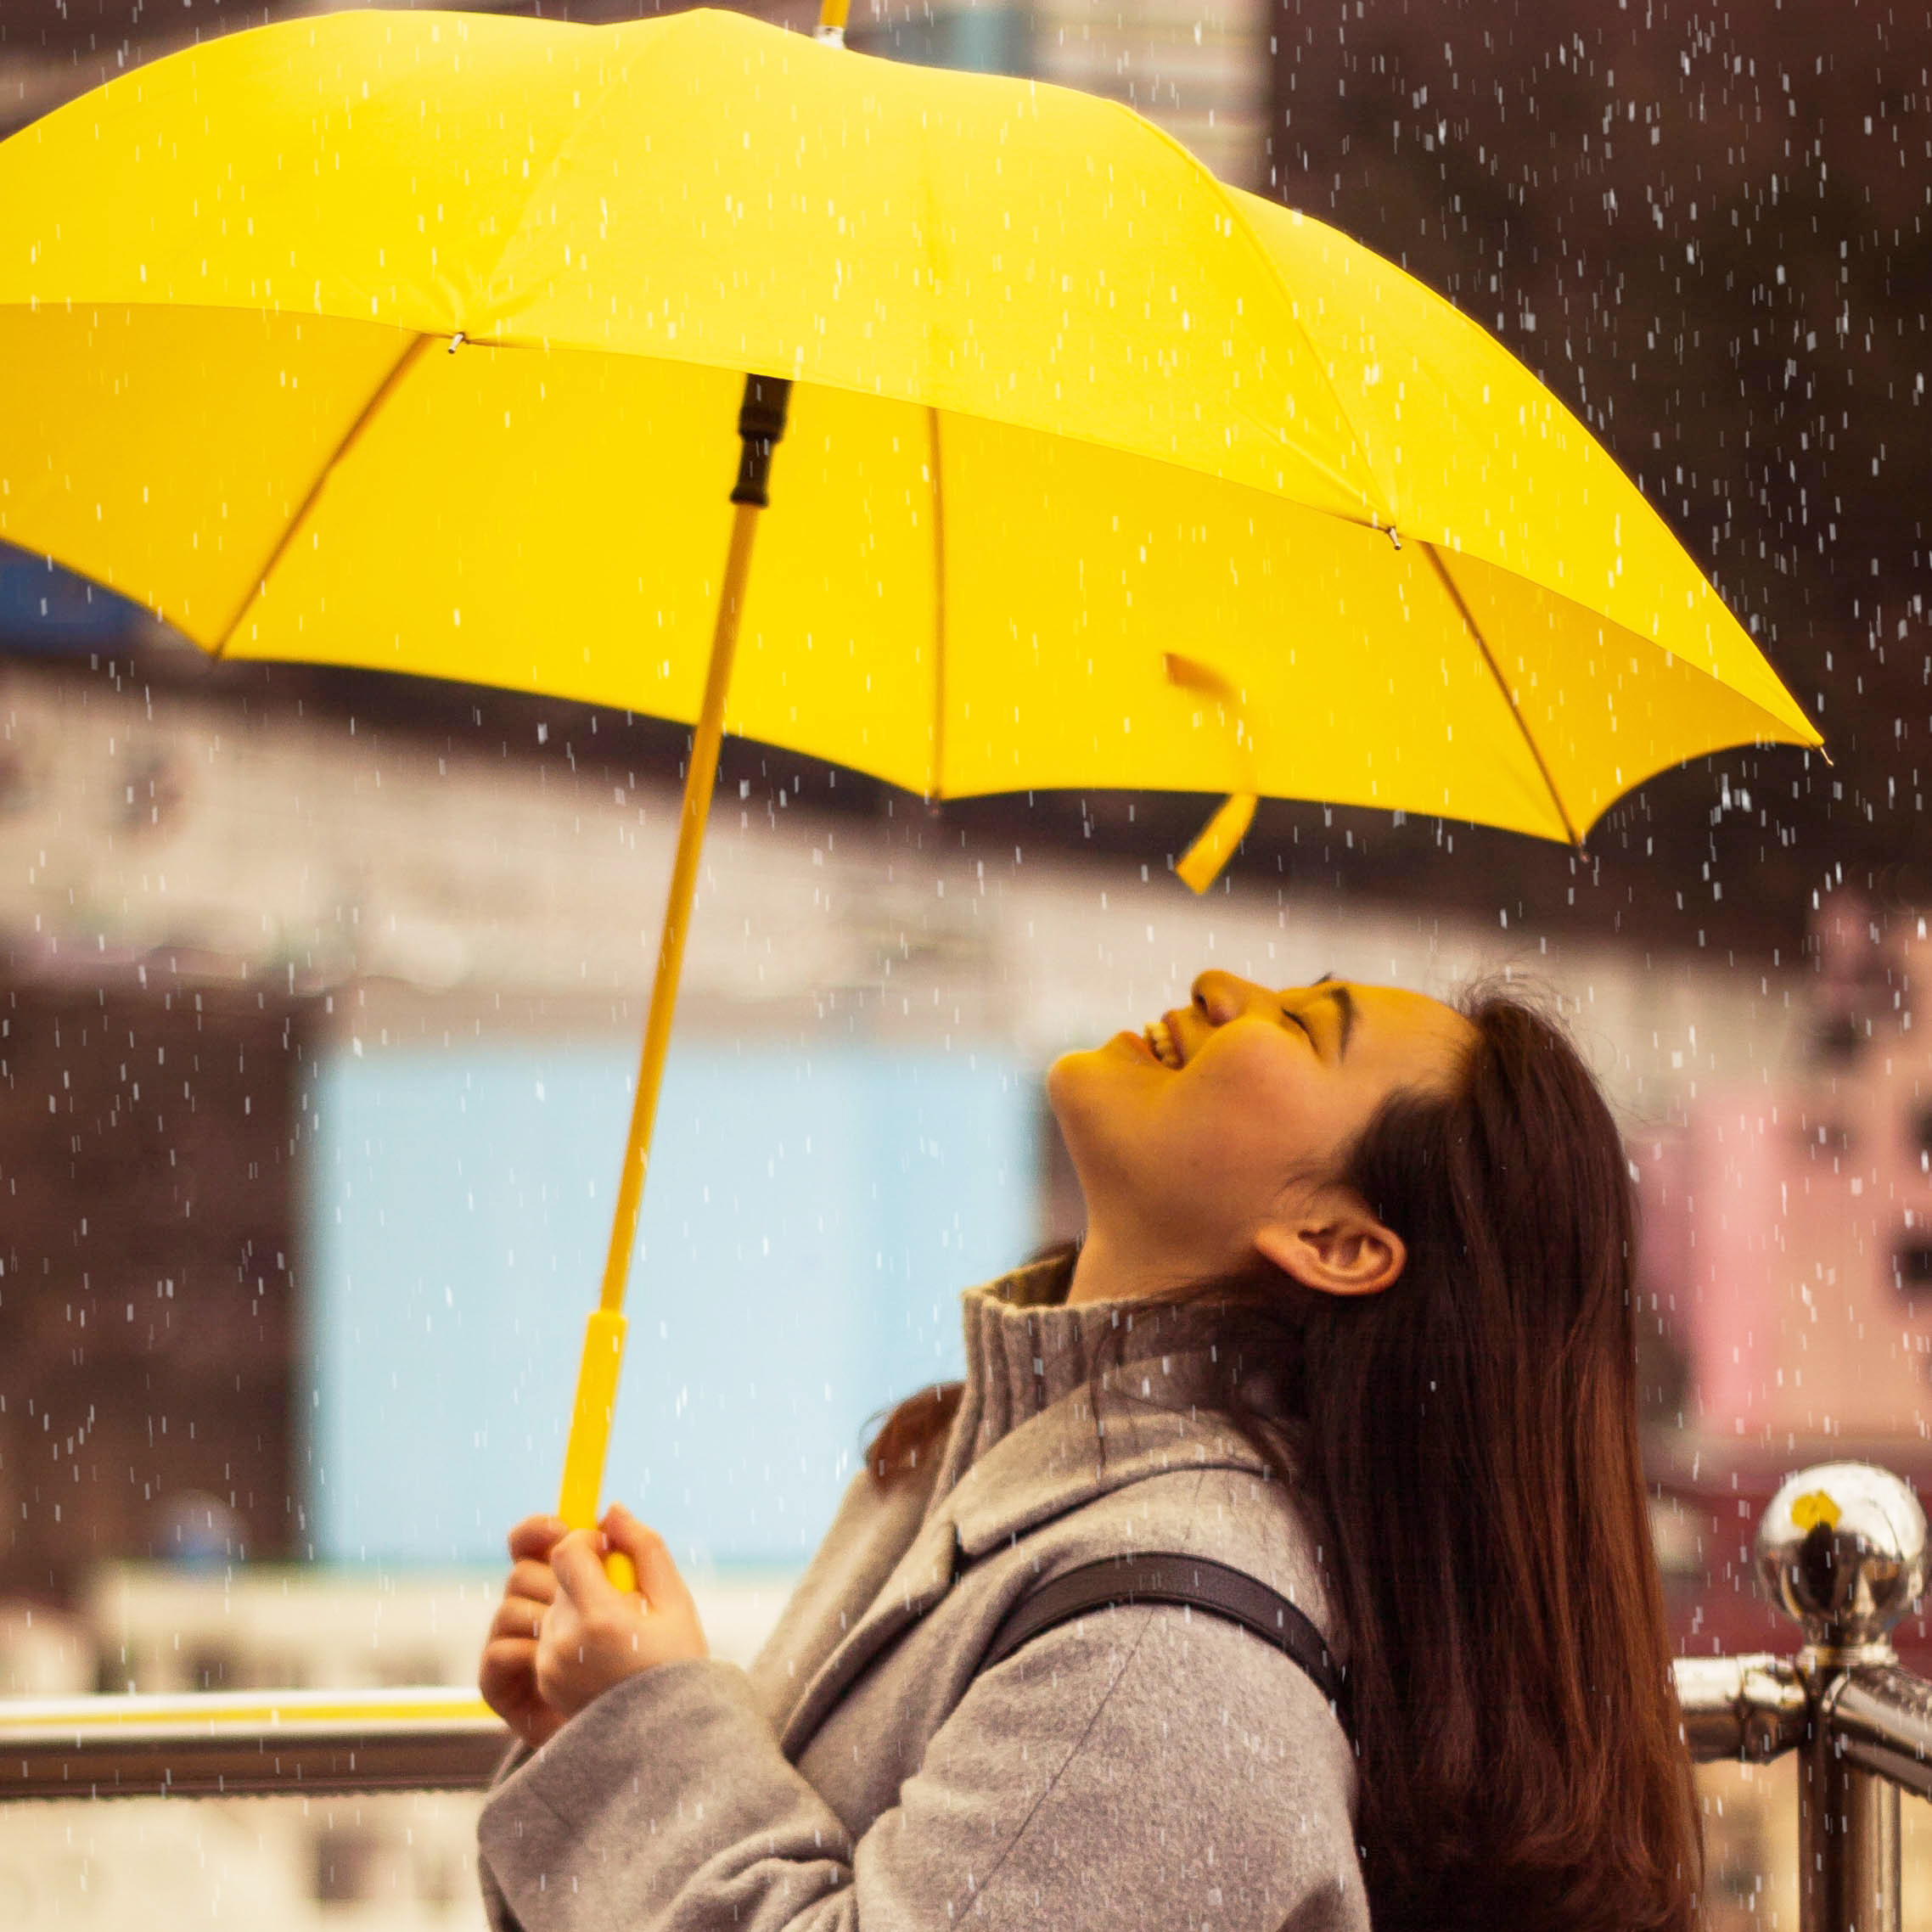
[1047,970,1474,1289]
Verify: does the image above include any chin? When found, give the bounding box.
[1043,1047,1132,1190]
[1043,1048,1104,1145]
[1043,1047,1086,1120]
[1045,1040,1120,1102]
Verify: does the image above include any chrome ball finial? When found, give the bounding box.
[1756,1462,1928,1649]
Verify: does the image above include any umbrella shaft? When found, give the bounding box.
[599,497,762,1314]
[554,497,762,1553]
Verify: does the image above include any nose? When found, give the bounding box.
[1190,971,1269,1028]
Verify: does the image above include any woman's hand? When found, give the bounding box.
[479,1514,572,1750]
[534,1502,709,1720]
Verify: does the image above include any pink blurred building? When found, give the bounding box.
[1637,898,1932,1442]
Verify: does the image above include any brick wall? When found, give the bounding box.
[0,975,317,1605]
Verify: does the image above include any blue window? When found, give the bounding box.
[306,1043,1039,1567]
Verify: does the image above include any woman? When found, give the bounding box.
[475,972,1701,1932]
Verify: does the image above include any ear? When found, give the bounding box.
[1253,1197,1407,1298]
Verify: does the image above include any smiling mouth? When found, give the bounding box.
[1144,1016,1183,1069]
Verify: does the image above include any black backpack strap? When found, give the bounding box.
[982,1551,1350,1725]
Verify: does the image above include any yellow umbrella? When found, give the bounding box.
[0,4,1817,1574]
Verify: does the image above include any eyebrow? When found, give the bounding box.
[1307,974,1358,1059]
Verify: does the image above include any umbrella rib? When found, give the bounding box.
[1423,542,1583,849]
[211,331,437,657]
[927,404,948,800]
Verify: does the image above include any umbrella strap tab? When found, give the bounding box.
[1177,793,1258,894]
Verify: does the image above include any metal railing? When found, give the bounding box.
[0,1686,507,1800]
[2,1460,1929,1929]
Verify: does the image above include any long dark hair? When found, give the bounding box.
[868,989,1701,1932]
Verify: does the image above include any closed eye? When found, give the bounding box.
[1280,1006,1314,1043]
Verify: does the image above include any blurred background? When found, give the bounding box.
[1,0,1928,1923]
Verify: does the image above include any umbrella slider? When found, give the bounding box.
[731,375,795,508]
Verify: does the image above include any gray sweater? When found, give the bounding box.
[478,1258,1372,1930]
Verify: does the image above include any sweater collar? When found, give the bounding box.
[931,1253,1106,1497]
[925,1252,1278,1533]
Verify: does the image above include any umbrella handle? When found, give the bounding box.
[559,1310,637,1592]
[554,375,794,1594]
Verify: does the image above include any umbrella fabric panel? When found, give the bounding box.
[0,304,410,647]
[1441,549,1819,836]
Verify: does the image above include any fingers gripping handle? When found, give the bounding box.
[559,1310,638,1592]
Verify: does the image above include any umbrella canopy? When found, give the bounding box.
[0,6,1816,849]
